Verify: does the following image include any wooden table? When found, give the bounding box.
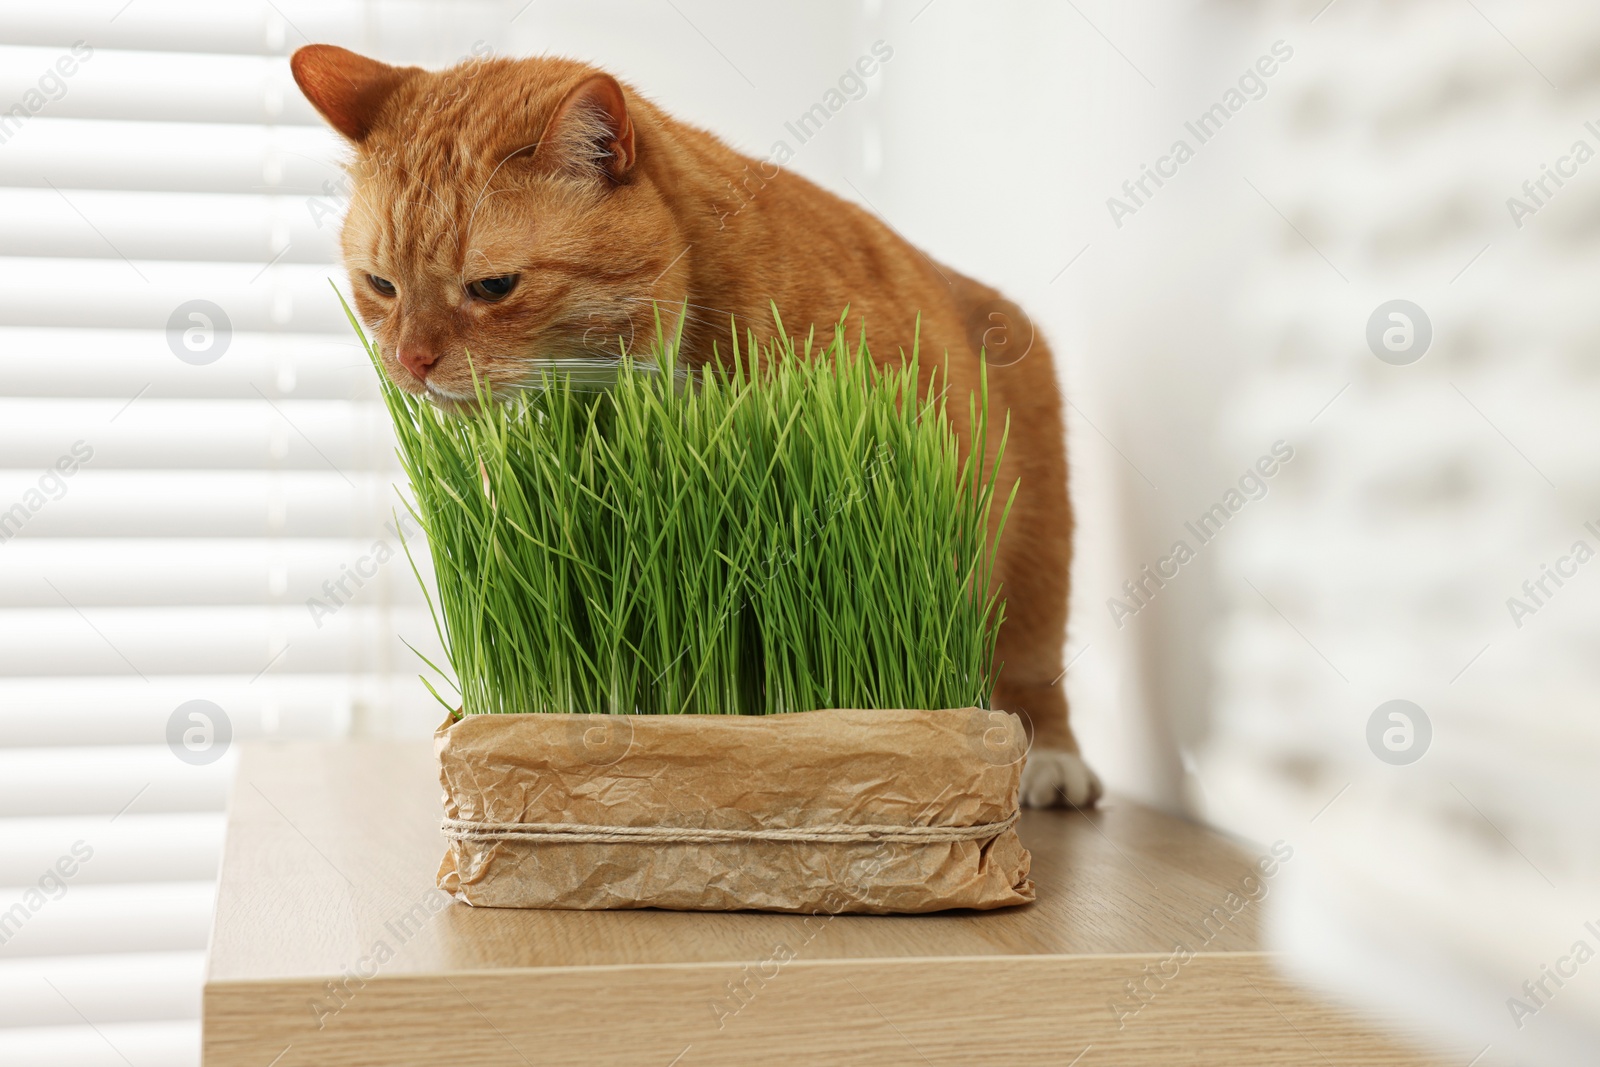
[204,741,1454,1066]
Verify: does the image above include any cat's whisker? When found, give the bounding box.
[620,300,751,348]
[622,295,741,321]
[423,379,479,403]
[618,299,729,337]
[628,302,716,326]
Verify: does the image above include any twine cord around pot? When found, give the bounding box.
[440,812,1019,846]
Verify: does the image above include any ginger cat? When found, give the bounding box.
[292,45,1099,807]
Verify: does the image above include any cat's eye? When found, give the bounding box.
[467,274,519,303]
[367,274,396,297]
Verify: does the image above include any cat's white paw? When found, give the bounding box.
[1020,748,1103,808]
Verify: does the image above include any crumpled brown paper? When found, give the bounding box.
[435,707,1035,913]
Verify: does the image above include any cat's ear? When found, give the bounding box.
[536,74,636,181]
[290,45,415,143]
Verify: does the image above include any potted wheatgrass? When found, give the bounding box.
[350,300,1035,913]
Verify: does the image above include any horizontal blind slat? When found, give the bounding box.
[0,258,352,332]
[0,0,500,58]
[0,1,349,55]
[0,1020,196,1067]
[0,328,376,401]
[0,188,339,263]
[0,398,396,471]
[0,45,322,126]
[0,674,403,745]
[0,117,339,193]
[0,606,437,676]
[0,747,234,817]
[0,881,213,958]
[0,470,396,538]
[0,953,202,1029]
[0,539,428,607]
[0,813,223,885]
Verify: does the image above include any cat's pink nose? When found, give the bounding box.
[398,344,439,381]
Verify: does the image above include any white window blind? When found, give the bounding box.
[1185,1,1600,1060]
[0,3,503,1063]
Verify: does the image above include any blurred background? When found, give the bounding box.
[0,0,1595,1064]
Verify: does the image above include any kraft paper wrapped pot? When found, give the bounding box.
[435,707,1035,914]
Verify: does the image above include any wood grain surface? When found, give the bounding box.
[203,741,1459,1066]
